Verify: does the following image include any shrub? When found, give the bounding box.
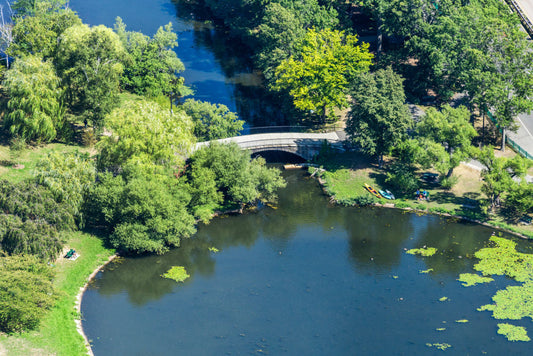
[385,162,419,193]
[351,195,376,206]
[0,255,57,333]
[439,176,458,190]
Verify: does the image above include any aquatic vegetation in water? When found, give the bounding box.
[457,273,494,287]
[478,282,533,321]
[497,323,530,342]
[209,247,220,253]
[436,328,446,331]
[439,297,448,302]
[455,319,469,323]
[406,247,437,257]
[161,266,190,283]
[472,237,533,323]
[420,268,433,274]
[473,237,533,283]
[392,275,399,279]
[426,342,451,350]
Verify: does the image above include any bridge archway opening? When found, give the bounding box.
[251,150,308,164]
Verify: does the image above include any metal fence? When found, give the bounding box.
[486,110,533,160]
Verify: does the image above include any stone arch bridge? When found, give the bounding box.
[194,131,346,161]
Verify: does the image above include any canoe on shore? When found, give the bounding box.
[364,183,382,198]
[379,189,395,200]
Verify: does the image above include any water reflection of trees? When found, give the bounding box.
[171,0,289,126]
[343,208,413,273]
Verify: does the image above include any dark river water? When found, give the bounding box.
[81,170,532,355]
[68,0,284,127]
[71,1,533,354]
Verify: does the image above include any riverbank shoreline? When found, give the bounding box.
[311,166,533,241]
[75,253,118,356]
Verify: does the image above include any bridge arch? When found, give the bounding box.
[194,132,346,161]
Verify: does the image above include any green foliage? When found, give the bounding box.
[347,67,412,160]
[56,24,125,127]
[476,147,532,210]
[3,55,64,143]
[458,273,494,287]
[0,254,57,333]
[385,161,419,194]
[426,343,451,351]
[33,151,96,226]
[479,282,533,321]
[505,183,533,217]
[351,195,376,207]
[0,180,76,231]
[97,99,194,171]
[273,28,373,123]
[406,247,437,257]
[188,142,286,210]
[86,169,197,255]
[497,323,530,342]
[114,17,188,99]
[0,214,63,260]
[9,1,81,60]
[161,266,190,283]
[182,99,244,141]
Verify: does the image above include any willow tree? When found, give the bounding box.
[3,55,64,142]
[273,28,373,124]
[97,99,195,171]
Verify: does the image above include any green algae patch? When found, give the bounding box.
[471,236,533,322]
[455,319,469,323]
[209,246,220,253]
[436,328,446,331]
[478,281,533,321]
[473,237,533,283]
[161,266,190,283]
[420,268,433,274]
[458,273,494,287]
[497,323,530,342]
[406,247,437,257]
[426,342,451,350]
[439,296,448,302]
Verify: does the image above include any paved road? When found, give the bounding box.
[515,0,533,24]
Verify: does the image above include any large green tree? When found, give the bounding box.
[56,24,125,128]
[114,18,189,100]
[182,99,243,141]
[346,67,412,165]
[8,1,81,60]
[416,105,477,178]
[0,254,57,333]
[476,147,532,211]
[273,27,373,124]
[3,55,64,142]
[97,99,195,171]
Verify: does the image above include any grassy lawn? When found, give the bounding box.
[0,231,114,356]
[315,151,533,239]
[0,142,94,183]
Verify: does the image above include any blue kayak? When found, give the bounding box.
[379,190,395,200]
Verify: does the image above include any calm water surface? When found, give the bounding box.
[69,0,284,127]
[72,1,533,354]
[82,170,533,355]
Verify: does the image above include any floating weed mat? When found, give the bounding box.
[426,343,451,351]
[406,247,437,257]
[458,273,494,287]
[464,236,533,342]
[161,266,190,283]
[497,323,531,342]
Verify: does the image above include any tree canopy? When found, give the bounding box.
[56,24,125,127]
[97,99,195,171]
[3,55,64,142]
[273,28,373,123]
[182,99,243,141]
[346,67,412,163]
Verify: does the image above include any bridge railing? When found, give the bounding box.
[243,124,341,135]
